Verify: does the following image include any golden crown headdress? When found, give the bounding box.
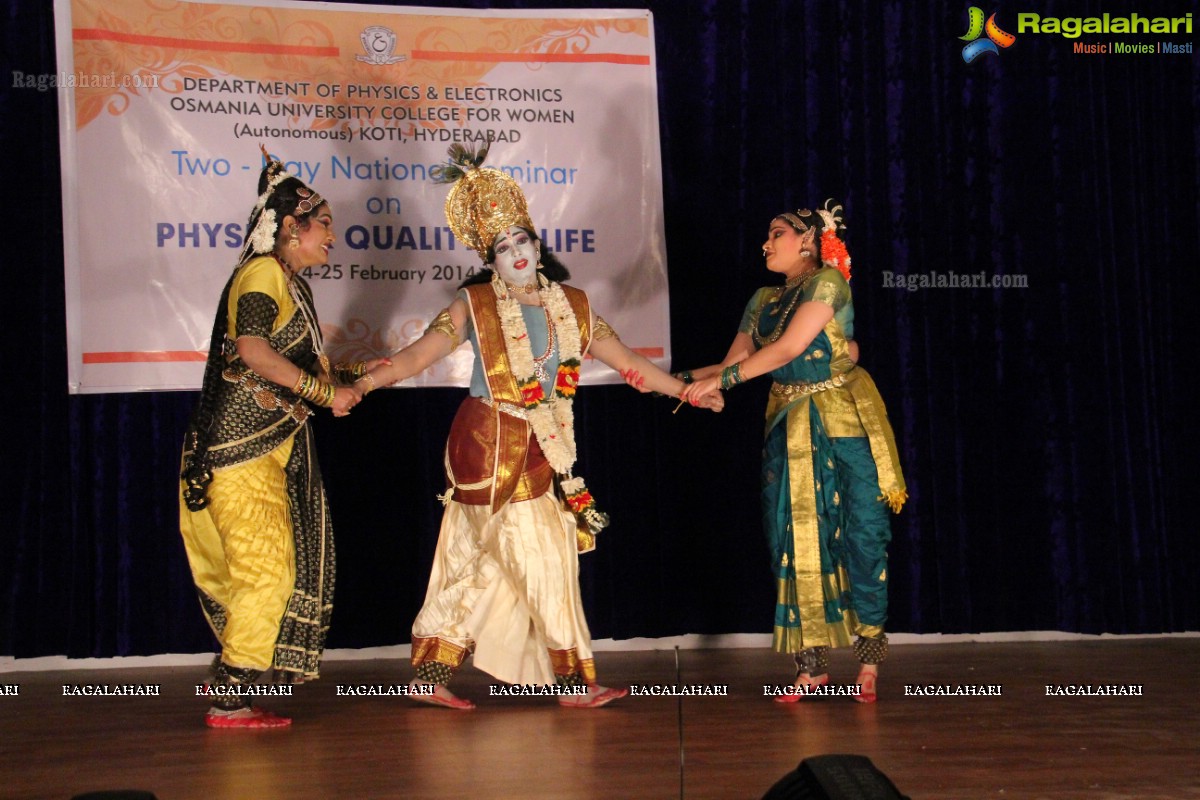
[432,144,534,260]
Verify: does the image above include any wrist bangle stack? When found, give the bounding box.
[293,371,336,407]
[333,360,368,384]
[720,363,746,390]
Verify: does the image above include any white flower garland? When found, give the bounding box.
[248,208,278,255]
[493,271,581,475]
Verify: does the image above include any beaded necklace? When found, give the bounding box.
[273,253,331,376]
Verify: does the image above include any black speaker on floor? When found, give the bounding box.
[762,754,909,800]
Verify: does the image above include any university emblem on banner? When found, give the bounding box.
[357,26,407,65]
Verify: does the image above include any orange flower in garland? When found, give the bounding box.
[560,475,608,535]
[519,378,545,406]
[820,228,852,282]
[566,487,594,513]
[555,359,580,398]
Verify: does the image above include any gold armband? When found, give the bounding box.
[593,315,619,341]
[425,309,460,349]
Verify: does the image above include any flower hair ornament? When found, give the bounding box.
[778,198,852,282]
[239,144,325,266]
[815,199,851,282]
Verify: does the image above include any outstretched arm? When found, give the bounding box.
[356,298,469,394]
[651,288,763,386]
[588,314,723,411]
[682,300,834,402]
[620,329,755,392]
[685,332,756,381]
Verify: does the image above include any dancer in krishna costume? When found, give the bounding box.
[358,145,723,709]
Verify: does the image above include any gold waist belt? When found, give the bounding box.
[223,367,312,424]
[769,371,850,399]
[476,395,529,420]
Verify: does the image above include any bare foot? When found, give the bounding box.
[854,666,879,704]
[407,678,475,710]
[558,683,628,708]
[204,706,292,728]
[774,672,829,704]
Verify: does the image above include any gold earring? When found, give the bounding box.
[800,250,812,258]
[289,225,300,250]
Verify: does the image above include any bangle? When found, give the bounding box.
[719,363,745,391]
[673,370,695,384]
[293,371,336,407]
[357,373,377,395]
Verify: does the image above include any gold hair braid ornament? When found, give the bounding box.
[432,144,535,260]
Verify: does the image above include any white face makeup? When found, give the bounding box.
[492,225,540,287]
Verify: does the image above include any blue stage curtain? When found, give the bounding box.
[3,0,1197,658]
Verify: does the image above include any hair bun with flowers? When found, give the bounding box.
[239,144,326,266]
[777,199,852,282]
[815,198,851,282]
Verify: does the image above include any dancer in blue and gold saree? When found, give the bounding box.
[681,200,905,704]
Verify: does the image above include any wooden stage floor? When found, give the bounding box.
[2,639,1197,799]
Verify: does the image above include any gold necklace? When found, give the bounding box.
[757,269,820,345]
[505,280,537,295]
[531,308,555,381]
[784,267,819,289]
[768,270,818,318]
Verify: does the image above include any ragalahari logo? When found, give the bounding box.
[959,8,1016,62]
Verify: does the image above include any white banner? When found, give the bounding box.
[55,0,668,393]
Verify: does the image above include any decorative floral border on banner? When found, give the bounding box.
[70,2,647,131]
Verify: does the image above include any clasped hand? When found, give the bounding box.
[680,376,722,404]
[332,356,391,417]
[618,368,724,412]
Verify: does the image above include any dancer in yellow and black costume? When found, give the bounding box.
[179,148,379,728]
